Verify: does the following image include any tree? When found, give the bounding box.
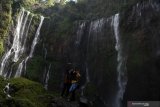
[47,0,55,5]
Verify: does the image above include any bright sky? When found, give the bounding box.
[66,0,77,2]
[41,0,77,3]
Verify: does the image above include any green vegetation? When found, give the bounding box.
[0,76,6,100]
[0,77,54,107]
[26,56,44,81]
[0,0,12,55]
[0,0,12,38]
[0,40,4,56]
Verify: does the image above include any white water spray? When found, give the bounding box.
[0,8,30,76]
[112,14,127,107]
[29,16,44,58]
[3,83,11,98]
[75,22,85,45]
[13,9,30,62]
[16,16,45,77]
[44,64,51,90]
[15,60,24,77]
[0,8,44,78]
[81,63,90,96]
[21,15,33,53]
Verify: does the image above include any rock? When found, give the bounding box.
[79,96,89,107]
[50,97,79,107]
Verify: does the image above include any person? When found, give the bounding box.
[68,67,81,101]
[61,63,73,97]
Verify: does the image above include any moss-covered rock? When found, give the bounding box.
[0,0,12,56]
[26,56,44,81]
[0,76,7,101]
[0,77,55,107]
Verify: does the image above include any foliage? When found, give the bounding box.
[0,77,53,107]
[0,39,4,56]
[0,0,12,38]
[0,0,12,57]
[0,76,7,100]
[25,56,44,81]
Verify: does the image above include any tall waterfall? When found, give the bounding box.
[81,62,90,96]
[0,8,30,77]
[24,16,44,72]
[15,60,24,77]
[0,8,44,78]
[80,19,105,96]
[112,14,127,107]
[44,64,51,90]
[29,16,44,58]
[75,22,86,46]
[42,43,47,60]
[15,16,44,77]
[15,16,33,77]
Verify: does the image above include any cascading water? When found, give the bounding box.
[75,22,86,46]
[15,16,33,78]
[112,14,127,107]
[0,8,44,78]
[73,22,91,96]
[44,64,51,90]
[81,63,90,96]
[29,16,44,58]
[15,60,24,77]
[13,10,30,62]
[21,15,33,53]
[42,43,47,60]
[44,47,47,60]
[24,16,44,72]
[80,19,105,96]
[0,8,30,77]
[15,16,44,77]
[3,83,11,98]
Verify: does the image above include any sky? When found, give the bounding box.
[66,0,77,2]
[41,0,77,3]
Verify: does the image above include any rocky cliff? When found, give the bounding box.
[0,0,160,107]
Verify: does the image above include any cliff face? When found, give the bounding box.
[1,0,160,107]
[0,0,12,55]
[121,0,160,103]
[37,0,160,106]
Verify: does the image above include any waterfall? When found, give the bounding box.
[15,16,44,77]
[24,16,44,72]
[3,83,11,98]
[81,63,90,96]
[112,14,127,107]
[21,15,33,53]
[15,60,24,77]
[44,47,47,60]
[75,22,86,46]
[0,8,44,78]
[29,16,44,58]
[14,16,34,78]
[13,9,30,62]
[8,65,14,78]
[42,43,47,60]
[44,64,51,90]
[0,8,30,77]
